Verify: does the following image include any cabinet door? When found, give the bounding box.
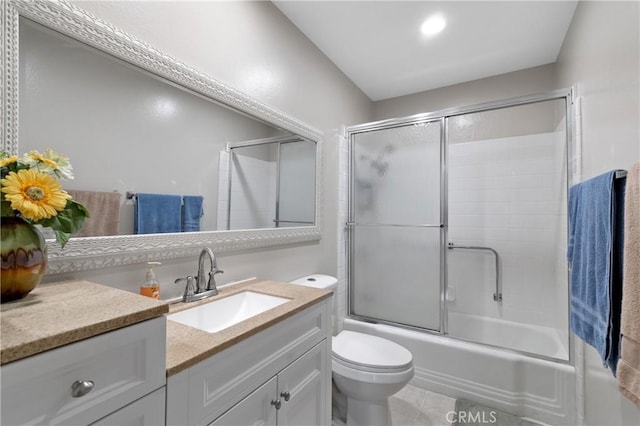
[90,387,165,426]
[209,377,277,426]
[277,342,328,426]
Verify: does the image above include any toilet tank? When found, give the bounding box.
[290,274,338,335]
[289,274,338,292]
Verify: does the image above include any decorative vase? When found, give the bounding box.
[1,217,48,302]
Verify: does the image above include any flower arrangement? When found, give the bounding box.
[1,149,89,247]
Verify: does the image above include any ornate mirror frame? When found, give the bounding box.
[1,0,323,274]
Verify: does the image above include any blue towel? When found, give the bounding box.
[609,175,626,374]
[182,195,204,232]
[134,193,182,234]
[568,171,625,375]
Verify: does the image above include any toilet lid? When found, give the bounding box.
[332,331,413,372]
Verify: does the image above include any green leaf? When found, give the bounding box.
[1,200,14,217]
[38,215,63,231]
[70,200,90,218]
[52,229,71,248]
[64,201,89,233]
[37,200,89,248]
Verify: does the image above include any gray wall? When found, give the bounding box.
[48,1,372,298]
[371,63,557,121]
[555,1,640,425]
[556,1,640,180]
[370,64,560,145]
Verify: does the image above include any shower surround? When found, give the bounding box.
[338,91,576,424]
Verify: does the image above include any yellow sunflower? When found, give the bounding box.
[0,155,18,167]
[1,169,71,221]
[25,150,57,168]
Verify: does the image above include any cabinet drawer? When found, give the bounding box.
[1,317,166,426]
[91,387,166,426]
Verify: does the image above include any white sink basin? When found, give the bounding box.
[167,291,290,333]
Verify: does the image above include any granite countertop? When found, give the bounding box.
[0,280,168,365]
[166,279,331,376]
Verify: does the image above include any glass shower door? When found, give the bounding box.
[446,98,570,360]
[277,140,316,227]
[349,120,443,331]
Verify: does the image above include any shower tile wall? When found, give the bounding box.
[448,132,567,336]
[224,153,277,230]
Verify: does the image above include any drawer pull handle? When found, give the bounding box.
[71,380,95,398]
[271,399,282,410]
[280,391,291,402]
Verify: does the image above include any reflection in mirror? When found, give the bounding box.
[4,0,322,273]
[18,17,316,236]
[223,138,316,230]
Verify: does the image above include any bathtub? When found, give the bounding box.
[343,318,576,425]
[447,312,569,361]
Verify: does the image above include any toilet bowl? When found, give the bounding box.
[289,275,414,426]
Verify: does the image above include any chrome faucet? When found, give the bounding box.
[197,247,223,294]
[175,248,224,303]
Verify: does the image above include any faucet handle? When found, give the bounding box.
[205,269,224,293]
[175,276,195,301]
[210,269,224,283]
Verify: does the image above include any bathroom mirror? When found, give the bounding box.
[2,0,323,273]
[18,18,317,236]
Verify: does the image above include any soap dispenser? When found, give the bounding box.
[140,261,161,299]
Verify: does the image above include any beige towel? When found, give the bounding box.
[67,190,122,237]
[619,162,640,406]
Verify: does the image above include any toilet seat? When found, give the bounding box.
[332,331,413,373]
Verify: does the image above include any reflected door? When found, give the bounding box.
[349,120,442,331]
[277,140,316,227]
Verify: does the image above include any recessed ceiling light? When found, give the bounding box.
[421,14,446,36]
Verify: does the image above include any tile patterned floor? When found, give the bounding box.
[332,384,456,426]
[389,384,456,426]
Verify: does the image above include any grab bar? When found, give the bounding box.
[447,242,502,302]
[345,222,443,228]
[273,219,314,225]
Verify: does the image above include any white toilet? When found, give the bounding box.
[290,274,414,426]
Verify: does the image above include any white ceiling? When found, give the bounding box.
[273,1,578,101]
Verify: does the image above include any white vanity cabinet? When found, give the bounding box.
[166,299,331,426]
[1,317,166,426]
[211,341,327,426]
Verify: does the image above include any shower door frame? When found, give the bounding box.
[346,116,447,333]
[345,88,575,364]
